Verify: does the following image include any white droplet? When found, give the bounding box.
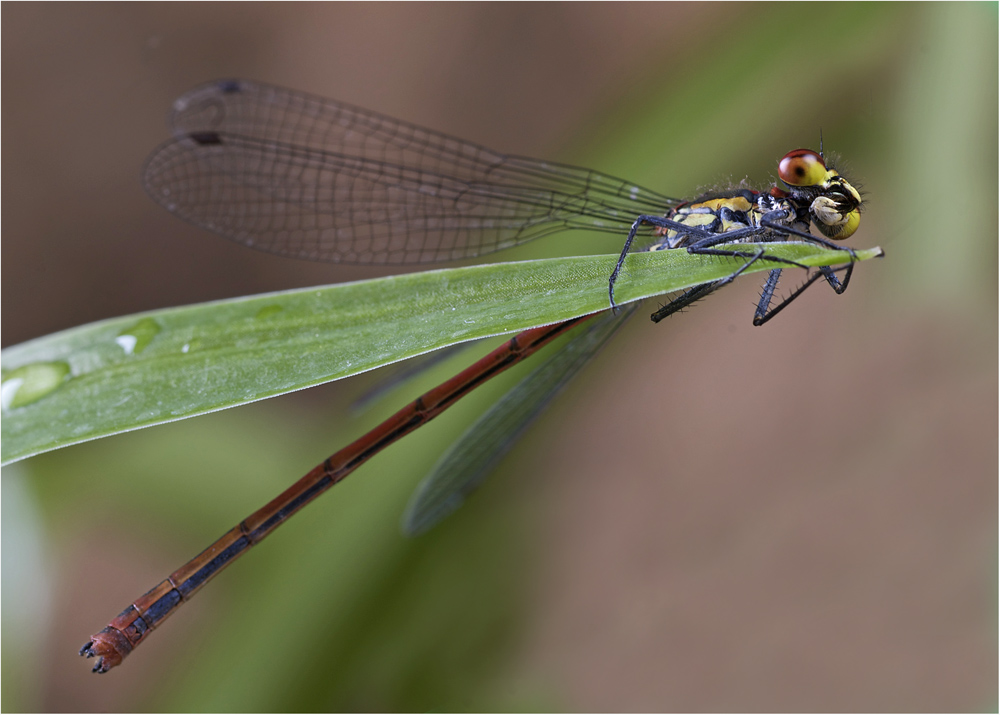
[1,378,25,410]
[115,335,138,355]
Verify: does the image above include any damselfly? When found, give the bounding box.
[81,79,873,673]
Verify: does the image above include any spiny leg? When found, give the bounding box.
[656,248,853,327]
[615,209,856,321]
[716,215,857,325]
[819,262,853,294]
[752,263,853,326]
[609,214,675,311]
[649,281,722,323]
[609,214,805,311]
[650,247,767,323]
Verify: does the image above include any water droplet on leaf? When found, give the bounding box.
[115,318,162,355]
[1,362,71,409]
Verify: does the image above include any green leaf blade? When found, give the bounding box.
[1,244,881,465]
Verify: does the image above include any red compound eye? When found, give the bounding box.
[779,149,828,187]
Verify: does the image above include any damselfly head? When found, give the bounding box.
[779,149,863,240]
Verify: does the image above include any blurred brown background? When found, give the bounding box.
[2,3,996,712]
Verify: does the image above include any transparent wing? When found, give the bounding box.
[143,79,679,264]
[401,305,637,536]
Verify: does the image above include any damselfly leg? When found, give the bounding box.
[608,213,814,312]
[646,215,860,325]
[749,262,854,326]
